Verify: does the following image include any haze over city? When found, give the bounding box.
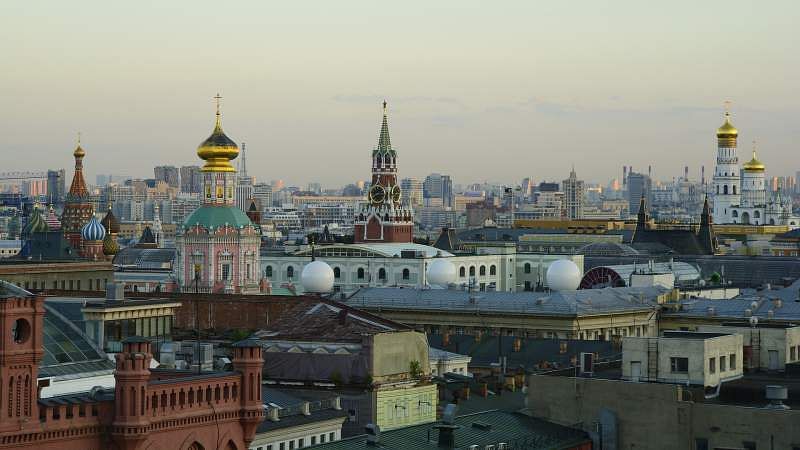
[2,0,798,186]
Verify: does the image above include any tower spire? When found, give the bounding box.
[377,100,392,151]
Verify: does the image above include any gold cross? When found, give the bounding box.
[214,93,223,116]
[723,100,732,114]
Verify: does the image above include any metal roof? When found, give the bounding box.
[39,303,115,379]
[297,243,453,258]
[306,410,590,450]
[347,286,666,317]
[600,261,701,284]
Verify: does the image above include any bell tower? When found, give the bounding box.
[0,283,45,433]
[354,101,414,243]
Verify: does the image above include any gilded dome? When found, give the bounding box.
[197,98,238,172]
[743,150,765,172]
[73,144,86,158]
[716,112,738,139]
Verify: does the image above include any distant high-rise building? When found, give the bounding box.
[253,182,273,210]
[306,182,322,195]
[423,173,453,208]
[400,177,423,208]
[154,165,180,188]
[562,168,584,220]
[627,172,652,216]
[179,165,202,194]
[46,169,65,205]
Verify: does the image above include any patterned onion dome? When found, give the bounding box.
[101,205,120,234]
[102,233,119,255]
[45,205,62,230]
[81,216,106,241]
[22,208,49,235]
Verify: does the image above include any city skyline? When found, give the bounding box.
[2,0,798,185]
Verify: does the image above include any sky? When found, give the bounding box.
[1,0,798,187]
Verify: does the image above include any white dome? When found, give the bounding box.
[301,260,335,293]
[427,258,456,287]
[546,259,581,291]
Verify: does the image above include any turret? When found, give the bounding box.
[232,339,265,445]
[0,283,45,433]
[112,337,153,450]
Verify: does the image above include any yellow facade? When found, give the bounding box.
[374,383,437,431]
[0,261,113,291]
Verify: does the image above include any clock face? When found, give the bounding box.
[391,185,402,202]
[369,184,385,204]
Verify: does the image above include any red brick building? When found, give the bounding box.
[0,281,264,450]
[353,102,414,244]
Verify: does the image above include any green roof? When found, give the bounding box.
[182,205,254,230]
[307,410,589,450]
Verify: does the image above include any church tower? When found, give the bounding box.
[61,139,95,249]
[354,102,414,243]
[175,95,261,294]
[711,107,740,224]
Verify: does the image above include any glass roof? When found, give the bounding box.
[39,304,114,378]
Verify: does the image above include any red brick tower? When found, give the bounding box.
[61,139,95,249]
[112,337,153,450]
[353,101,414,243]
[232,339,266,446]
[0,284,45,433]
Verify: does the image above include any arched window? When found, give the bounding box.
[286,266,294,279]
[333,267,341,279]
[723,185,728,195]
[265,266,273,277]
[732,210,738,218]
[459,267,465,277]
[357,268,365,280]
[378,268,387,281]
[469,266,476,277]
[524,263,531,274]
[479,265,486,276]
[490,265,496,276]
[716,185,720,194]
[754,210,760,219]
[402,268,410,280]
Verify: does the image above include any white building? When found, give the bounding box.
[429,347,472,377]
[712,110,798,227]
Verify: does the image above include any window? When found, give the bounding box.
[222,264,231,281]
[287,266,294,279]
[329,432,335,442]
[357,268,365,280]
[298,438,304,447]
[524,263,531,274]
[709,357,716,374]
[742,441,756,450]
[333,267,341,279]
[280,443,285,450]
[320,434,326,443]
[378,268,387,281]
[723,185,728,195]
[670,357,689,373]
[479,265,486,276]
[469,266,475,277]
[730,353,736,369]
[266,266,273,277]
[459,267,465,277]
[402,268,410,280]
[720,355,726,372]
[311,436,316,445]
[792,347,797,361]
[694,438,709,450]
[490,265,496,276]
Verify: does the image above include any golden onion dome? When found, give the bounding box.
[73,144,86,158]
[716,112,738,139]
[742,150,765,172]
[197,96,238,172]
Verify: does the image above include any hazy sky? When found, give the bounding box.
[2,0,798,187]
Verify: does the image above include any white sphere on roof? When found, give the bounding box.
[301,260,334,293]
[546,259,581,291]
[427,258,456,287]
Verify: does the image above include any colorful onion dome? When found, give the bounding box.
[45,205,62,230]
[23,208,49,235]
[81,216,106,241]
[101,204,120,234]
[197,94,238,172]
[102,233,119,255]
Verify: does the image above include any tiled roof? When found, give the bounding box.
[348,286,666,317]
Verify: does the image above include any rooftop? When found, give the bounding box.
[294,242,453,258]
[348,286,668,317]
[306,409,590,450]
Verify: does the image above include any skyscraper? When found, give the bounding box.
[627,172,652,217]
[179,165,203,194]
[46,169,65,205]
[154,165,180,188]
[562,168,584,220]
[423,173,453,208]
[400,177,423,208]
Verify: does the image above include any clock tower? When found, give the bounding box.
[354,102,414,243]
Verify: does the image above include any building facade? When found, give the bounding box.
[562,168,584,220]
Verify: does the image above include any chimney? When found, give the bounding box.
[365,424,381,446]
[267,406,279,421]
[765,385,790,410]
[435,404,459,449]
[338,309,348,325]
